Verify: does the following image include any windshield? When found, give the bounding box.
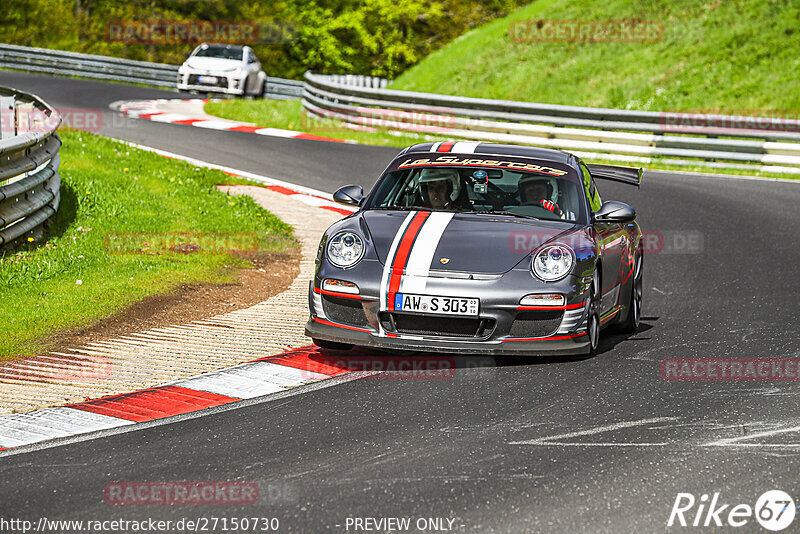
[193,45,243,61]
[365,165,587,223]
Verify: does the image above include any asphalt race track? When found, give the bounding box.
[2,70,800,532]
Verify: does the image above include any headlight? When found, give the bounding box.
[531,243,574,282]
[326,232,364,268]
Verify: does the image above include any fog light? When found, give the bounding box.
[323,279,360,294]
[520,293,564,306]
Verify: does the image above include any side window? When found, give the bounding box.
[579,162,602,211]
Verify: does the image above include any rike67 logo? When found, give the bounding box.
[668,490,795,531]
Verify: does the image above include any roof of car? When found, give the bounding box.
[400,142,575,166]
[197,43,245,51]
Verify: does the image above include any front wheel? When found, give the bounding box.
[313,338,354,351]
[586,267,601,355]
[618,249,643,333]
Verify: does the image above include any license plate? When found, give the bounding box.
[394,294,479,316]
[198,75,218,84]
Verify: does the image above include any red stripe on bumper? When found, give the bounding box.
[502,332,588,342]
[68,386,239,422]
[313,317,372,333]
[314,287,363,300]
[517,301,586,311]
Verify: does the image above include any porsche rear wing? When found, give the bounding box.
[586,164,642,188]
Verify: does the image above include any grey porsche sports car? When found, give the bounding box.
[305,142,643,355]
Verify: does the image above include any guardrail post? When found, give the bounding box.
[15,102,33,134]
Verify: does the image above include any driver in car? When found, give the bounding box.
[418,168,465,210]
[518,175,563,217]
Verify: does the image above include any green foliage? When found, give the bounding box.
[391,0,800,113]
[0,0,528,79]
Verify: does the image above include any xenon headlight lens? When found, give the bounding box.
[531,243,574,282]
[326,231,364,268]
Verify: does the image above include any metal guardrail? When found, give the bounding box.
[0,43,177,87]
[303,72,800,174]
[0,86,61,249]
[0,43,304,99]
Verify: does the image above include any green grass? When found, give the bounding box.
[0,129,297,359]
[205,99,437,148]
[390,0,800,113]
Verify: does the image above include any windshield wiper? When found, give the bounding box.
[369,206,432,211]
[474,210,542,220]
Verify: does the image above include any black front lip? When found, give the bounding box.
[305,317,589,356]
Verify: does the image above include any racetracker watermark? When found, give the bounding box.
[509,19,663,43]
[104,232,259,255]
[300,108,468,135]
[104,482,258,505]
[661,111,800,134]
[325,356,457,380]
[3,107,103,134]
[661,358,800,381]
[105,20,295,45]
[508,230,704,255]
[668,490,795,530]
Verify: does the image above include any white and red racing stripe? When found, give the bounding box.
[386,211,430,311]
[380,212,417,313]
[430,141,481,153]
[399,212,455,294]
[379,211,456,322]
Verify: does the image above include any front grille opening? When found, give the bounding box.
[380,313,495,339]
[507,310,563,338]
[322,295,370,327]
[188,74,229,88]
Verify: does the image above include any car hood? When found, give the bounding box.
[361,210,582,275]
[183,57,241,71]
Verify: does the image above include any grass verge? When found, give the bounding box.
[204,98,434,148]
[390,0,800,113]
[0,128,297,359]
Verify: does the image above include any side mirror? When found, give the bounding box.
[593,200,636,223]
[333,185,364,206]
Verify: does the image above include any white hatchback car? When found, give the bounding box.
[177,43,267,97]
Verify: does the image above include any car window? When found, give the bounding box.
[366,166,586,223]
[193,45,244,61]
[579,162,602,211]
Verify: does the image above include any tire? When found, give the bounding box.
[586,266,601,355]
[618,248,643,333]
[257,80,266,98]
[313,338,354,351]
